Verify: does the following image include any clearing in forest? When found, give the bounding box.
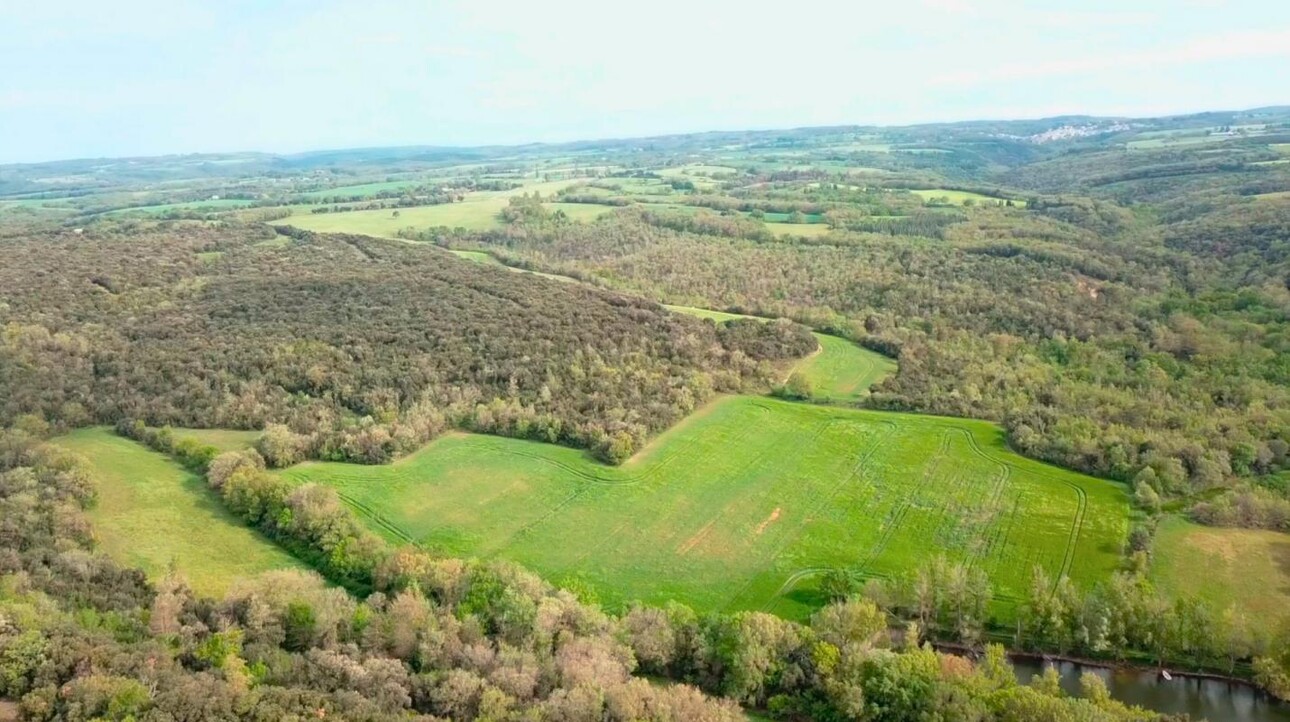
[910,189,1022,207]
[279,396,1128,621]
[664,304,896,401]
[54,428,303,596]
[275,179,588,237]
[1151,516,1290,626]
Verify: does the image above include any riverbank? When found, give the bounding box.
[932,641,1290,722]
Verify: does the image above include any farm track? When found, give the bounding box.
[957,423,1088,589]
[738,418,898,611]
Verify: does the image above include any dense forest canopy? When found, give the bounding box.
[0,223,813,464]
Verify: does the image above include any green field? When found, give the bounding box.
[766,221,832,238]
[1152,516,1290,626]
[277,200,508,236]
[55,428,303,596]
[663,304,752,323]
[103,199,255,215]
[662,304,895,401]
[794,334,897,401]
[910,189,1021,207]
[279,396,1128,620]
[658,164,739,178]
[663,304,895,402]
[298,179,422,199]
[276,180,588,237]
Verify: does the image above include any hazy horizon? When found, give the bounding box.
[3,0,1289,164]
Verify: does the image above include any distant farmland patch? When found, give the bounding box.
[280,396,1127,621]
[277,179,587,237]
[103,199,255,216]
[765,221,833,238]
[665,305,894,402]
[298,179,424,199]
[910,189,1023,207]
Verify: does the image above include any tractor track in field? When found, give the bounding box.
[956,425,1089,590]
[503,400,774,543]
[857,428,951,573]
[723,417,897,612]
[335,491,417,545]
[670,413,839,558]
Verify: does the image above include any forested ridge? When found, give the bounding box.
[0,223,813,464]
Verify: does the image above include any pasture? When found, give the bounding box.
[910,189,1022,207]
[298,179,422,199]
[103,199,255,215]
[794,334,897,401]
[279,396,1128,621]
[275,179,588,237]
[766,221,832,238]
[275,200,508,236]
[663,304,895,402]
[1151,516,1290,626]
[55,428,303,596]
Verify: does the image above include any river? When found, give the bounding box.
[1010,658,1290,721]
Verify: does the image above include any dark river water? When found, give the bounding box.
[1011,658,1290,722]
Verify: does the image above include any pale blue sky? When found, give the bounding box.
[2,0,1288,163]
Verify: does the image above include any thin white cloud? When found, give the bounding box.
[935,28,1290,85]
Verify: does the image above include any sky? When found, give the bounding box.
[2,0,1288,163]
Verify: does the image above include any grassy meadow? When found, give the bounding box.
[279,396,1128,621]
[275,179,593,237]
[663,304,895,402]
[766,221,832,238]
[55,428,303,596]
[1151,516,1290,625]
[910,189,1021,206]
[794,334,898,401]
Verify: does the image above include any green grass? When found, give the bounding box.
[298,180,422,200]
[1151,516,1290,625]
[279,396,1128,621]
[274,180,587,237]
[54,428,303,596]
[658,164,739,178]
[1273,143,1290,155]
[766,222,832,238]
[910,189,1023,207]
[792,334,897,401]
[663,305,895,401]
[663,304,754,323]
[276,200,508,236]
[759,212,824,223]
[103,199,254,216]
